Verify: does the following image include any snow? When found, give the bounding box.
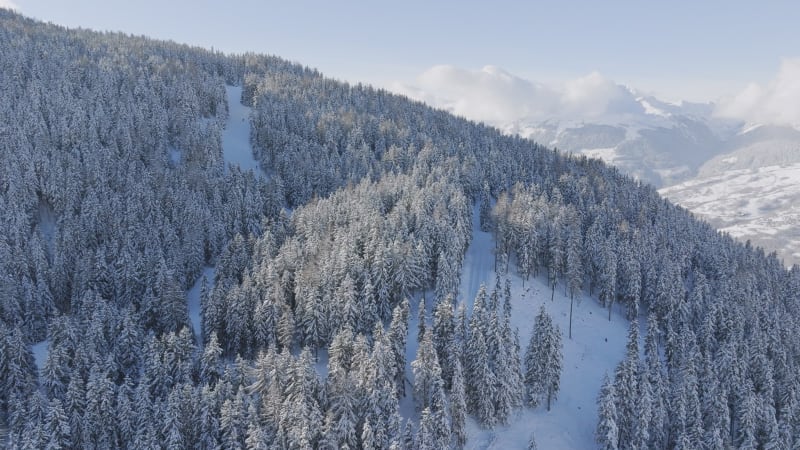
[187,266,215,343]
[739,123,764,135]
[579,147,619,166]
[454,205,629,449]
[458,211,497,304]
[639,98,670,117]
[180,85,260,347]
[32,339,49,375]
[465,278,629,449]
[37,200,57,260]
[398,204,630,448]
[721,156,739,164]
[169,147,181,164]
[222,85,264,178]
[660,162,800,266]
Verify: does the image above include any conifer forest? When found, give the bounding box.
[1,10,799,449]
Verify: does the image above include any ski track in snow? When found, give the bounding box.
[187,266,216,343]
[32,202,58,375]
[37,201,57,260]
[458,207,496,304]
[32,340,49,377]
[222,85,263,177]
[184,85,259,347]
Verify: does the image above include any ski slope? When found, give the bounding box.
[187,266,216,343]
[454,206,629,449]
[183,84,263,347]
[400,205,630,448]
[222,85,263,177]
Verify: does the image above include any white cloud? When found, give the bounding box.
[392,65,556,123]
[390,65,643,124]
[716,58,800,127]
[0,0,19,11]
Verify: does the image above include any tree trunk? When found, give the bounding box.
[569,294,574,340]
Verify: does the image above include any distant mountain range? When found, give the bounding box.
[516,110,800,266]
[398,74,800,266]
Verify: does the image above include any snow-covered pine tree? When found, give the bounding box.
[597,374,619,450]
[450,359,467,448]
[524,306,563,410]
[412,327,444,412]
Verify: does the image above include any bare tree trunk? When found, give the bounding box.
[569,293,574,340]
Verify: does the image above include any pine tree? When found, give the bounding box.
[466,329,495,426]
[597,374,619,450]
[614,321,640,446]
[387,299,410,399]
[565,219,583,339]
[643,314,666,449]
[417,297,427,344]
[43,398,71,450]
[402,419,415,450]
[524,306,563,410]
[527,431,538,450]
[412,328,443,412]
[494,313,523,424]
[432,296,456,389]
[200,332,223,386]
[450,359,467,449]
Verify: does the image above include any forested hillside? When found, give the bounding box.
[1,10,799,449]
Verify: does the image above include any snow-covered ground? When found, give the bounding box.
[182,84,264,347]
[187,266,216,343]
[579,147,620,166]
[661,163,800,266]
[31,340,49,376]
[31,201,57,376]
[400,205,629,448]
[465,276,629,449]
[222,85,263,177]
[182,85,263,347]
[37,200,57,261]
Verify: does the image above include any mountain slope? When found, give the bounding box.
[660,125,800,266]
[503,98,738,188]
[2,10,800,450]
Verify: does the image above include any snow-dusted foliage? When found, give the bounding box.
[1,9,800,450]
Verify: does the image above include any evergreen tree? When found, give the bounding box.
[412,328,444,412]
[220,390,247,450]
[614,321,640,447]
[524,306,563,410]
[201,332,223,385]
[466,329,495,426]
[527,431,538,450]
[597,374,619,450]
[387,299,410,399]
[43,398,71,450]
[450,359,467,449]
[432,296,456,389]
[565,219,583,340]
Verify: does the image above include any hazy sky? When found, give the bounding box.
[4,0,799,106]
